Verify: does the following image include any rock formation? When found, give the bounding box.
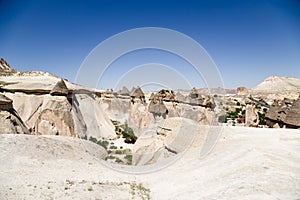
[130,86,145,104]
[103,89,116,98]
[236,86,249,96]
[0,94,29,134]
[150,89,176,102]
[245,104,259,127]
[266,98,300,128]
[284,98,300,127]
[186,88,214,108]
[132,117,202,165]
[175,91,186,102]
[128,103,154,137]
[0,93,13,110]
[0,59,116,139]
[50,79,69,96]
[0,58,17,76]
[148,100,168,119]
[148,89,174,119]
[118,86,130,96]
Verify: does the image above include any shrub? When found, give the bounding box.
[124,154,132,165]
[115,150,123,154]
[115,158,123,163]
[89,136,97,144]
[121,123,137,144]
[107,155,116,159]
[258,112,266,125]
[97,140,109,150]
[218,115,227,123]
[109,145,117,149]
[89,136,109,149]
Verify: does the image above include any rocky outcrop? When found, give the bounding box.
[148,90,173,119]
[148,100,168,119]
[245,104,259,127]
[266,98,300,128]
[184,88,215,108]
[130,86,145,104]
[0,93,13,110]
[103,89,116,98]
[175,91,186,102]
[0,94,29,134]
[0,110,30,134]
[132,117,201,165]
[284,98,300,127]
[74,93,116,139]
[128,103,154,137]
[0,58,17,76]
[150,89,176,102]
[236,87,249,96]
[3,91,116,139]
[35,96,77,136]
[118,86,130,97]
[0,59,116,139]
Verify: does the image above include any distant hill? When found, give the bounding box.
[251,76,300,95]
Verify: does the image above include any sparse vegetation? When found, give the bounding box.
[124,154,132,165]
[109,145,117,149]
[258,111,266,125]
[218,115,227,123]
[121,123,137,144]
[89,136,109,150]
[107,155,116,160]
[115,150,123,154]
[115,158,123,163]
[130,182,151,200]
[66,180,74,186]
[111,120,137,144]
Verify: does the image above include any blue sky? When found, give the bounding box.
[0,0,299,90]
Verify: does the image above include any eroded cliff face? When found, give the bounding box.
[0,58,116,139]
[0,58,215,144]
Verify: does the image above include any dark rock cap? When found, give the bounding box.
[50,79,69,96]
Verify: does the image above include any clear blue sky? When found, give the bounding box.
[0,0,299,89]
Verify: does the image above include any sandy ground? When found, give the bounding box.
[0,126,299,200]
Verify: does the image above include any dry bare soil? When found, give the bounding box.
[0,126,299,200]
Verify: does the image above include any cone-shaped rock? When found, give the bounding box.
[118,86,130,96]
[130,86,144,98]
[50,79,69,96]
[175,92,186,102]
[189,87,199,99]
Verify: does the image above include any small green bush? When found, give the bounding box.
[218,115,227,123]
[115,150,123,154]
[109,145,118,150]
[89,136,109,150]
[115,158,123,163]
[124,154,132,165]
[89,136,97,143]
[97,140,109,150]
[121,124,137,144]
